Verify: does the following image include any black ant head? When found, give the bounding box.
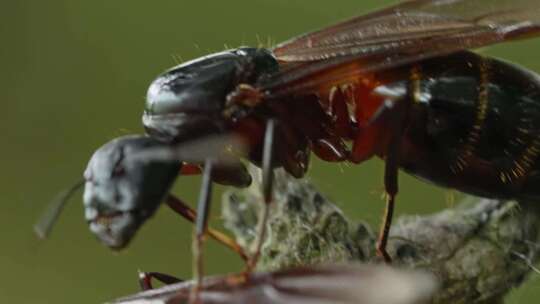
[83,135,180,249]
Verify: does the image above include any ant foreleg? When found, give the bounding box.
[138,271,183,291]
[246,119,276,272]
[190,160,214,303]
[165,194,248,262]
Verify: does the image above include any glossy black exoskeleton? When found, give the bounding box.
[392,52,540,202]
[143,48,278,142]
[37,0,540,278]
[137,0,540,263]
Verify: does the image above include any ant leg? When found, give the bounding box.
[377,130,400,262]
[165,194,248,262]
[376,99,409,263]
[190,160,214,303]
[246,119,276,272]
[180,163,202,175]
[377,162,397,263]
[138,271,183,291]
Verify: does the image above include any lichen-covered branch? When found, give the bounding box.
[222,168,540,304]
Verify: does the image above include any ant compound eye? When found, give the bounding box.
[112,165,126,177]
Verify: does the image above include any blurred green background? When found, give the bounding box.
[4,0,540,303]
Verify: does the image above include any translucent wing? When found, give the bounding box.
[113,264,437,304]
[274,0,540,61]
[262,0,540,97]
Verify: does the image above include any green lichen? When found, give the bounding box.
[222,176,372,271]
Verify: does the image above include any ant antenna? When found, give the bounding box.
[34,179,85,239]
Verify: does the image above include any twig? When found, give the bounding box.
[222,168,540,304]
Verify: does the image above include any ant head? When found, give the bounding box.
[83,135,180,249]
